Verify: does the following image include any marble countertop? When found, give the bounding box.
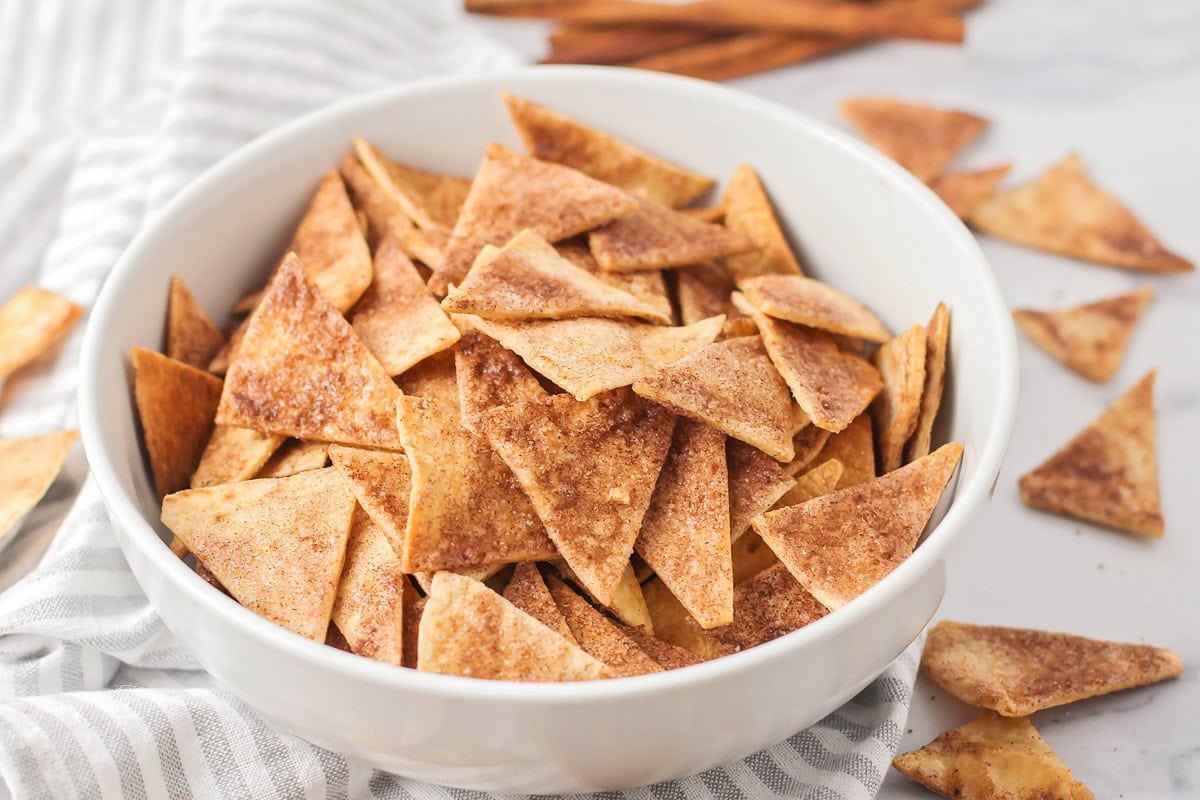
[481,2,1200,797]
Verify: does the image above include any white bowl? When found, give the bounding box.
[79,66,1017,793]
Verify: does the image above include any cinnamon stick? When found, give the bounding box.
[543,25,717,65]
[622,32,861,82]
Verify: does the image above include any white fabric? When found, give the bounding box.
[0,2,920,797]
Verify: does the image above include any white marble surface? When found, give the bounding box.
[478,2,1200,797]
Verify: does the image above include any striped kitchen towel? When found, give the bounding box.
[0,1,921,797]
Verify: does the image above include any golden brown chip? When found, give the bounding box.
[461,313,723,401]
[0,430,77,542]
[752,442,962,609]
[131,347,223,497]
[553,560,654,634]
[327,445,411,558]
[395,350,460,414]
[431,142,638,294]
[398,226,447,273]
[348,231,460,376]
[454,328,546,434]
[556,241,673,324]
[331,507,406,666]
[775,458,843,510]
[289,170,373,313]
[190,426,284,489]
[922,620,1183,717]
[727,438,796,544]
[338,151,412,250]
[676,261,749,334]
[906,303,951,463]
[503,563,575,643]
[1018,370,1162,537]
[255,439,330,479]
[0,286,84,379]
[721,164,804,284]
[871,323,927,472]
[738,275,890,343]
[642,577,723,660]
[734,294,883,434]
[817,413,876,488]
[401,582,424,670]
[502,92,713,208]
[1012,286,1152,383]
[969,155,1192,272]
[684,206,725,224]
[482,388,675,605]
[784,424,832,477]
[206,319,245,375]
[636,419,732,629]
[617,622,703,670]
[166,276,226,370]
[730,532,777,585]
[840,97,989,183]
[398,395,559,571]
[931,163,1012,219]
[417,571,612,681]
[441,229,669,323]
[216,257,403,450]
[634,336,795,462]
[412,563,507,595]
[161,468,355,641]
[707,564,828,654]
[352,138,471,233]
[546,576,663,677]
[588,196,758,273]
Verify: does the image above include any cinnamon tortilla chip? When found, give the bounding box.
[730,531,779,585]
[412,563,507,595]
[727,438,796,544]
[395,350,460,414]
[816,413,876,488]
[968,154,1192,272]
[871,323,927,472]
[546,576,663,677]
[588,196,758,273]
[0,430,78,543]
[331,507,406,665]
[481,388,675,605]
[905,303,951,463]
[634,336,795,462]
[642,577,723,660]
[352,137,471,233]
[349,231,460,376]
[721,164,804,284]
[840,97,989,183]
[556,241,672,324]
[1018,370,1162,537]
[417,571,611,681]
[339,151,412,250]
[167,276,226,369]
[775,458,843,509]
[161,468,355,640]
[503,563,575,643]
[191,426,285,488]
[617,623,703,670]
[431,143,638,294]
[131,347,223,497]
[752,442,962,609]
[553,560,653,634]
[636,419,732,629]
[216,257,403,450]
[398,396,559,572]
[931,163,1012,219]
[398,226,448,274]
[206,318,246,375]
[738,275,890,343]
[454,328,547,434]
[256,440,329,479]
[327,445,411,558]
[893,711,1095,800]
[706,564,828,655]
[461,313,723,401]
[0,286,84,379]
[290,170,373,313]
[1012,286,1152,382]
[502,92,713,207]
[676,261,749,334]
[784,425,832,477]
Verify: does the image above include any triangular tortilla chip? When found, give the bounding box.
[167,276,226,370]
[398,396,559,571]
[503,563,575,643]
[349,231,460,376]
[161,468,355,640]
[191,426,284,488]
[0,430,77,542]
[784,425,832,477]
[840,97,989,183]
[642,577,723,660]
[481,388,675,605]
[216,257,403,450]
[502,92,713,208]
[431,143,638,294]
[931,163,1012,219]
[738,275,890,343]
[546,576,663,677]
[339,151,411,250]
[727,438,796,544]
[552,560,653,634]
[0,286,83,379]
[417,571,612,681]
[327,445,411,558]
[922,620,1184,717]
[752,442,962,609]
[556,241,672,324]
[636,419,732,629]
[401,583,424,670]
[634,336,795,462]
[461,313,723,401]
[290,170,373,313]
[454,327,547,434]
[775,458,843,509]
[1018,370,1162,536]
[816,413,876,488]
[707,564,828,655]
[395,350,460,414]
[968,155,1192,272]
[331,507,406,665]
[906,303,951,463]
[352,138,471,233]
[132,347,223,497]
[256,439,329,479]
[206,318,246,375]
[871,323,927,472]
[730,532,778,585]
[442,229,668,323]
[1013,286,1152,382]
[734,294,883,434]
[398,226,447,274]
[413,563,507,595]
[893,711,1095,800]
[676,261,750,333]
[588,196,758,273]
[721,164,804,284]
[617,623,703,670]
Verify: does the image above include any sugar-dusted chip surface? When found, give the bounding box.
[503,563,575,643]
[721,164,804,284]
[727,438,796,544]
[454,327,547,434]
[840,97,989,184]
[332,507,407,666]
[338,151,411,250]
[871,323,927,472]
[328,445,412,559]
[738,275,890,343]
[816,413,876,488]
[905,303,951,463]
[289,170,373,313]
[353,137,471,234]
[256,439,329,479]
[167,276,226,370]
[0,430,78,543]
[191,426,284,489]
[547,576,663,677]
[589,196,757,273]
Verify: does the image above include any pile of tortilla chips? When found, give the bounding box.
[139,93,962,681]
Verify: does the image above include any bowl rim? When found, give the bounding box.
[78,64,1018,704]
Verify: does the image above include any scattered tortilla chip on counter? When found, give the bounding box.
[727,438,796,543]
[871,323,927,472]
[190,426,284,489]
[328,445,412,559]
[338,151,412,250]
[738,275,890,343]
[256,439,329,479]
[503,563,575,643]
[166,276,226,370]
[547,576,663,677]
[721,164,804,283]
[331,507,407,666]
[840,97,989,184]
[816,413,876,488]
[905,303,951,463]
[931,163,1012,219]
[289,170,374,314]
[0,430,78,543]
[589,195,758,273]
[352,137,471,233]
[0,286,84,379]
